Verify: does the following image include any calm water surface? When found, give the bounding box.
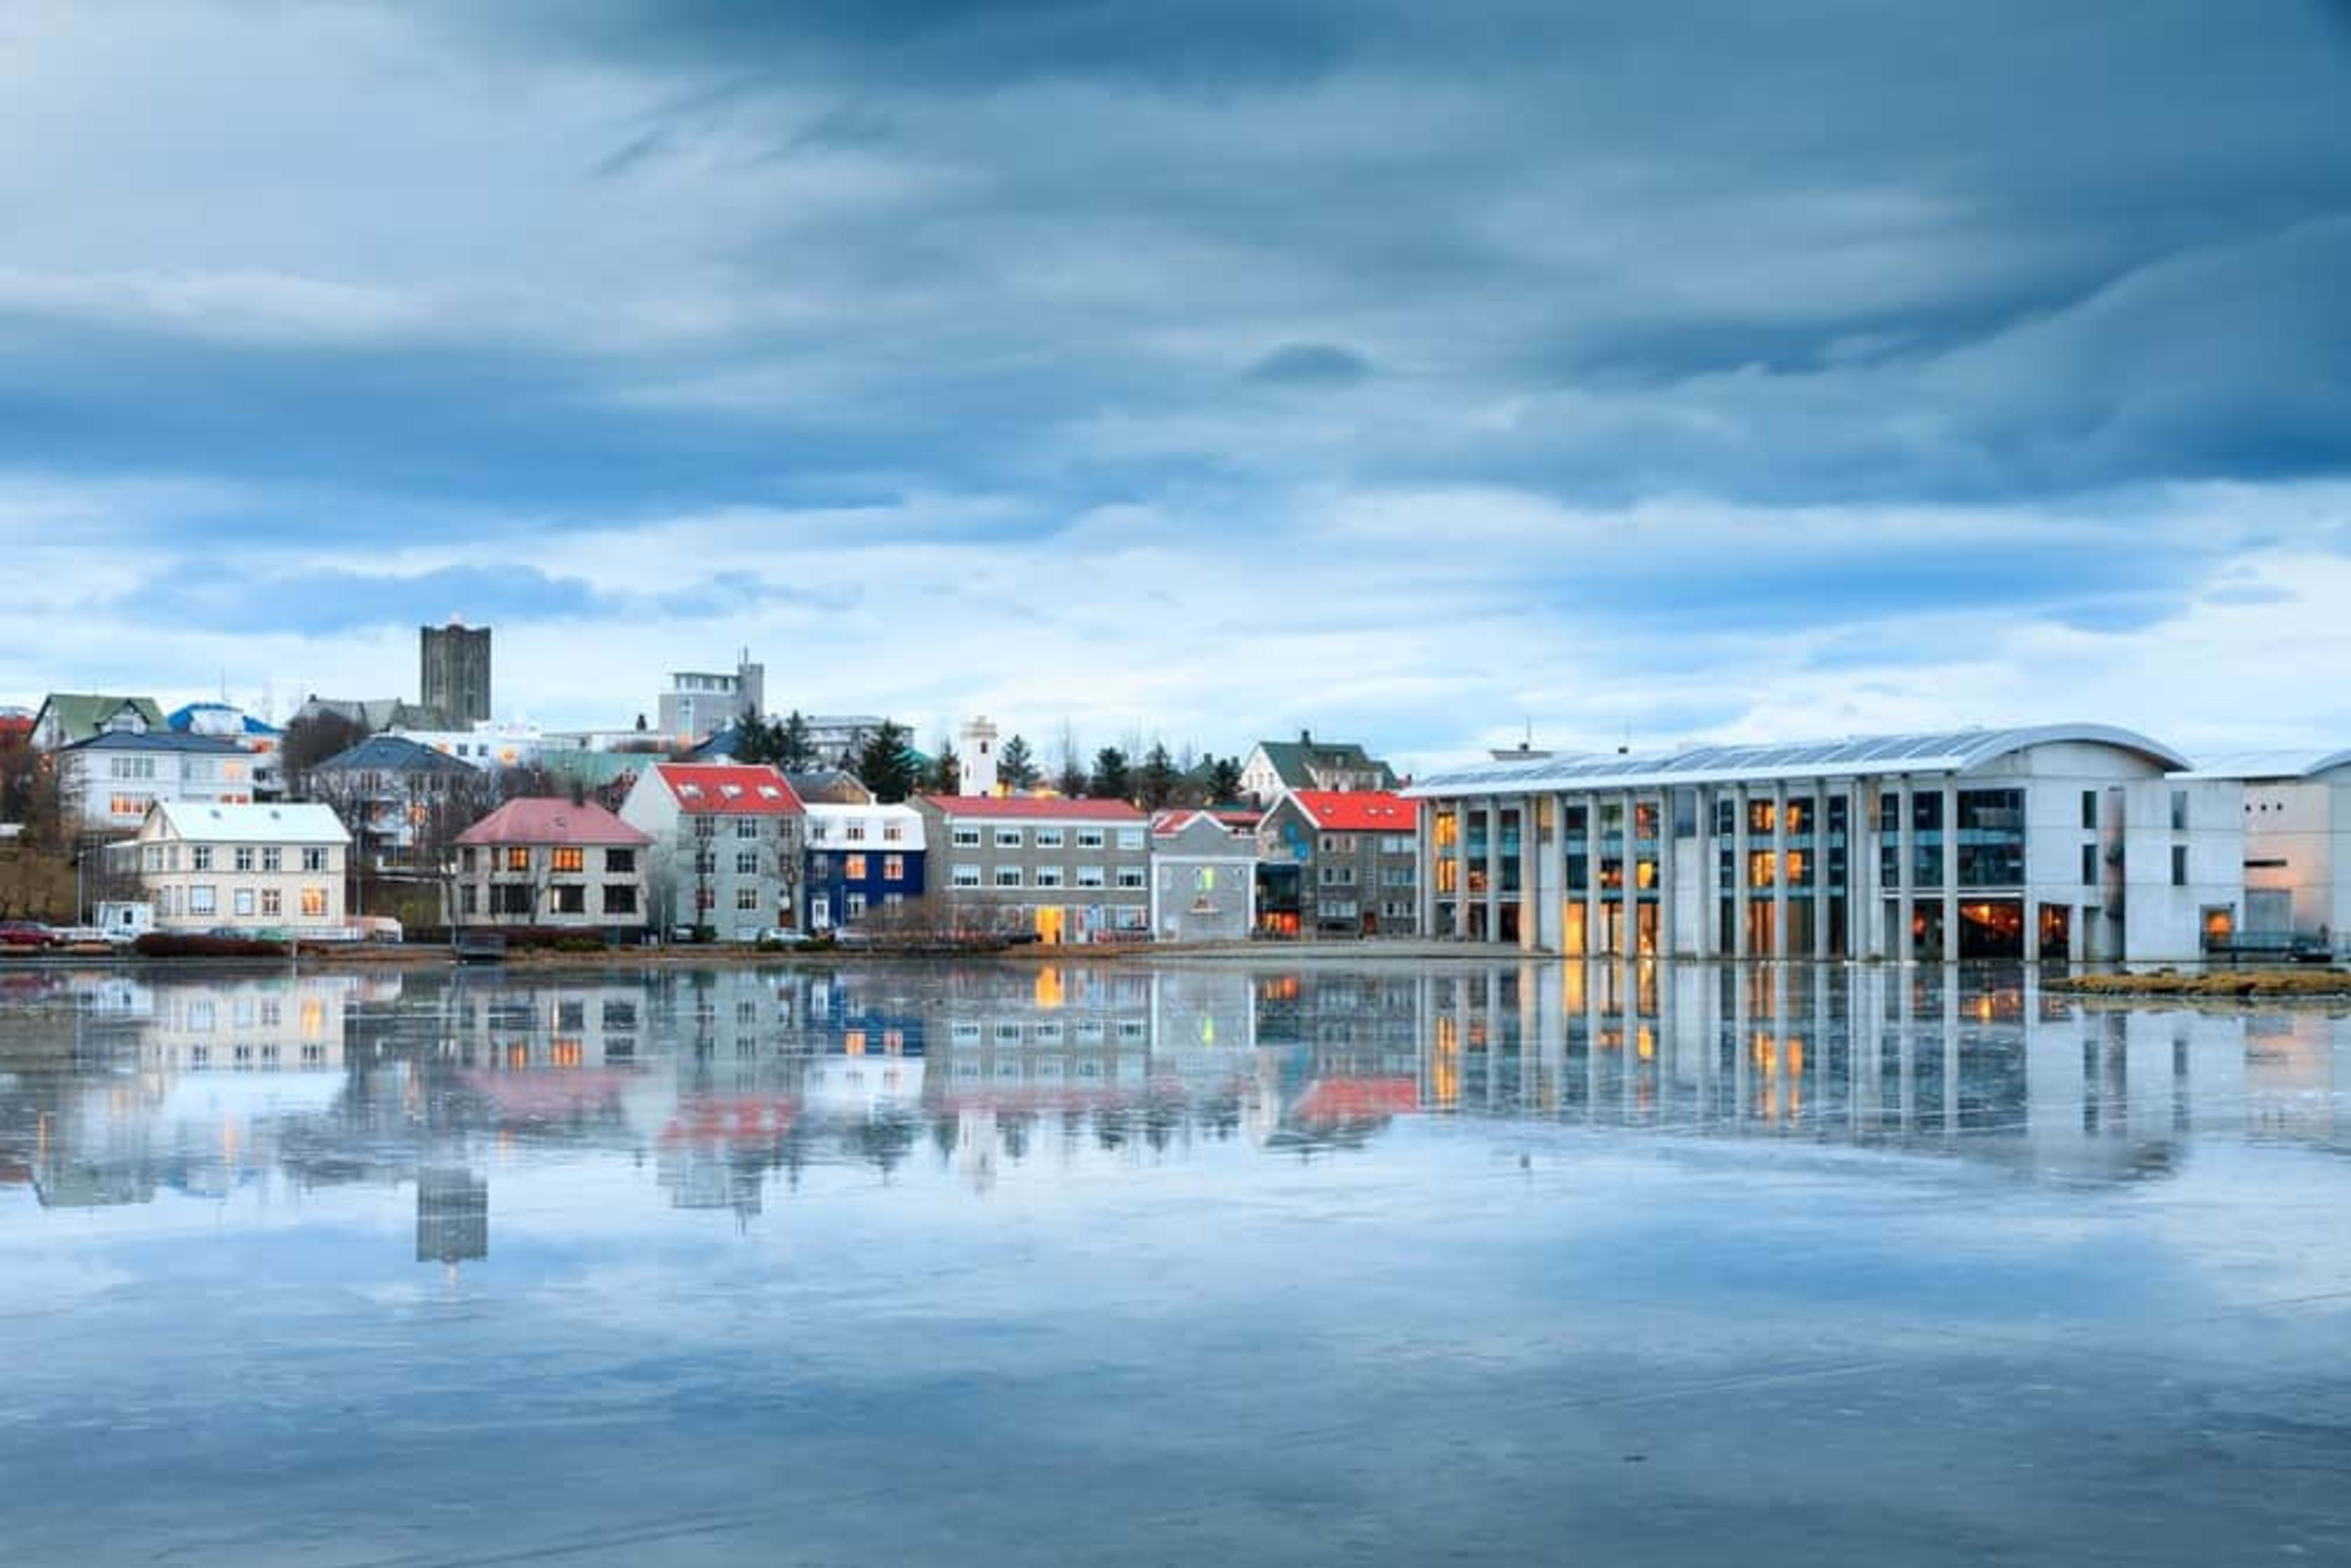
[2,959,2347,1566]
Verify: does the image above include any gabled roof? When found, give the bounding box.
[456,798,651,848]
[1403,724,2192,797]
[313,733,479,776]
[786,768,872,805]
[34,693,165,743]
[151,801,350,846]
[1150,808,1259,839]
[652,763,804,815]
[919,793,1147,822]
[59,730,245,756]
[1286,790,1417,833]
[1251,734,1398,790]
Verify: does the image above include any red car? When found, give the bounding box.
[0,920,58,949]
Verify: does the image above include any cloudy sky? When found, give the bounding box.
[5,0,2350,769]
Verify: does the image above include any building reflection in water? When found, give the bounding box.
[2,959,2347,1239]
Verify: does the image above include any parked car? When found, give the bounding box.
[754,926,812,946]
[0,920,58,949]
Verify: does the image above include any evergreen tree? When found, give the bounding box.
[1138,741,1179,810]
[997,732,1040,790]
[1090,745,1133,802]
[777,710,816,771]
[1205,754,1245,805]
[928,739,962,795]
[731,705,774,764]
[857,719,920,803]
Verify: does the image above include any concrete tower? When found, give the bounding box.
[419,618,492,727]
[959,715,1000,796]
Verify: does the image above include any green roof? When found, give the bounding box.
[36,693,165,744]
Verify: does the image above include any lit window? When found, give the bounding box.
[551,846,584,873]
[505,847,531,872]
[301,887,327,917]
[844,854,868,880]
[883,855,903,880]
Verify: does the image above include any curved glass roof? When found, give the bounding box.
[1403,724,2191,798]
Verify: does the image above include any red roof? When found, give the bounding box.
[921,793,1145,822]
[456,797,651,848]
[1152,808,1258,838]
[654,763,804,816]
[1289,790,1417,833]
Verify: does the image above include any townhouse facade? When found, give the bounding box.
[618,763,805,940]
[801,801,926,932]
[1147,810,1259,942]
[912,796,1152,943]
[28,693,166,752]
[451,797,651,939]
[1256,790,1420,937]
[307,733,484,865]
[126,801,351,934]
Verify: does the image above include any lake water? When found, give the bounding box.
[2,958,2348,1566]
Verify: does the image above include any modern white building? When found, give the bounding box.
[126,801,351,934]
[656,652,764,746]
[1406,724,2242,963]
[2173,750,2351,953]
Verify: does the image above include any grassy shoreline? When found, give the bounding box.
[2049,967,2351,999]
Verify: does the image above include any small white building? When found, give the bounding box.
[127,801,351,934]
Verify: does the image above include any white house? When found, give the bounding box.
[129,801,351,934]
[58,730,260,834]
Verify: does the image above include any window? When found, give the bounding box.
[552,846,584,873]
[844,854,867,880]
[301,887,327,917]
[2082,790,2099,831]
[552,885,587,914]
[883,822,905,842]
[494,883,534,915]
[603,884,636,914]
[1117,867,1146,889]
[233,888,254,916]
[189,885,217,915]
[302,847,328,873]
[504,846,531,872]
[996,827,1024,848]
[1117,828,1144,850]
[1076,864,1105,888]
[261,888,282,917]
[953,864,982,887]
[738,817,760,839]
[736,850,759,875]
[1035,827,1064,848]
[737,887,760,910]
[605,847,634,874]
[234,847,254,872]
[1036,866,1065,888]
[953,825,982,847]
[994,867,1024,887]
[460,885,478,915]
[2082,843,2098,886]
[846,892,867,918]
[2170,790,2189,831]
[883,855,904,881]
[192,846,213,871]
[695,887,714,910]
[846,822,866,841]
[1077,828,1106,849]
[263,847,282,872]
[1381,835,1414,854]
[694,850,716,875]
[2170,845,2188,887]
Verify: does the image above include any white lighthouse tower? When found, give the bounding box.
[958,715,1001,796]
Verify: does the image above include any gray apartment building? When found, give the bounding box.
[1256,789,1420,937]
[913,795,1152,944]
[617,763,806,940]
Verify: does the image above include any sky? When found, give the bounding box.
[4,0,2350,771]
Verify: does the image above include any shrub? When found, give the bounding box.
[132,932,291,959]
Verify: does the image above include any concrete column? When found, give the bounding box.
[1815,788,1834,961]
[1582,792,1602,965]
[1771,780,1790,962]
[1895,777,1915,963]
[1731,784,1751,961]
[1619,789,1637,956]
[1941,778,1961,964]
[1519,795,1541,954]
